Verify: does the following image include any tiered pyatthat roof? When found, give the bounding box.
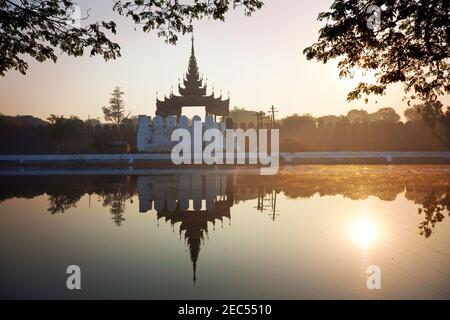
[178,40,207,97]
[156,36,230,118]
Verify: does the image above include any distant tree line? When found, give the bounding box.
[0,114,137,154]
[0,86,138,154]
[1,101,449,154]
[231,102,449,152]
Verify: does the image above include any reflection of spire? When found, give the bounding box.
[193,261,197,284]
[138,175,233,284]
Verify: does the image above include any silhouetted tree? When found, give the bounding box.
[46,114,85,152]
[415,100,450,148]
[102,87,129,126]
[229,107,259,126]
[0,0,263,75]
[304,0,449,102]
[114,0,264,44]
[281,114,316,133]
[85,118,101,127]
[0,0,120,76]
[404,106,424,123]
[317,115,341,130]
[369,107,400,123]
[347,109,369,124]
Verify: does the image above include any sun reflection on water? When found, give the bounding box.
[349,215,379,248]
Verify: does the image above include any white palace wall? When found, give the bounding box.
[137,114,227,153]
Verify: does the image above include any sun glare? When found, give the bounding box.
[349,216,379,248]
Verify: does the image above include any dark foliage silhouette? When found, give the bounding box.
[113,0,263,44]
[101,191,131,226]
[102,87,130,126]
[304,0,449,103]
[415,100,450,148]
[418,189,450,238]
[47,192,82,214]
[0,0,120,76]
[0,0,263,75]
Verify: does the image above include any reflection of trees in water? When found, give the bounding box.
[418,189,450,238]
[47,192,83,214]
[0,167,449,237]
[46,186,134,226]
[100,191,134,226]
[233,167,450,238]
[0,176,136,224]
[45,186,134,225]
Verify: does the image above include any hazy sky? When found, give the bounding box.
[0,0,448,120]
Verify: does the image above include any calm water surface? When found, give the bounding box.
[1,165,449,299]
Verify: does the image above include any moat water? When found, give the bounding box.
[1,165,449,299]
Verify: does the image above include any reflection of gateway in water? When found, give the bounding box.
[137,175,234,283]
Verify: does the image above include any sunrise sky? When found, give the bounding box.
[1,0,449,121]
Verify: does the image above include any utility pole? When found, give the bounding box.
[268,105,278,129]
